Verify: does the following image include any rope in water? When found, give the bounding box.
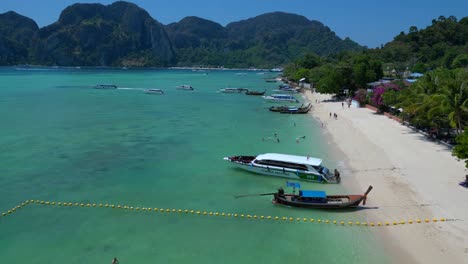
[1,200,458,227]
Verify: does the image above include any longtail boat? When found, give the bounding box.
[246,89,266,95]
[269,104,303,112]
[280,103,312,114]
[273,185,373,209]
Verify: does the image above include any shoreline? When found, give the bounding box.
[304,91,467,263]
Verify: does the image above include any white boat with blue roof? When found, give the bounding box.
[263,94,299,103]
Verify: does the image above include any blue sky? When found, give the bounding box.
[1,0,467,48]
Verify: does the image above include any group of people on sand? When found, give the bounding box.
[330,112,338,119]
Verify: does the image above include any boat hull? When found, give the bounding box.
[176,86,194,90]
[263,98,298,103]
[273,194,365,209]
[145,89,164,94]
[226,158,334,183]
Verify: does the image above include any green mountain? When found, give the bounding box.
[0,11,39,65]
[378,16,468,71]
[0,2,363,67]
[34,1,175,66]
[165,16,228,66]
[166,12,363,68]
[226,12,361,56]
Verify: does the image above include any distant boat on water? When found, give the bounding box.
[219,88,248,93]
[263,94,298,103]
[176,85,194,90]
[245,89,266,96]
[94,84,117,89]
[272,88,299,93]
[269,103,311,114]
[270,68,283,72]
[145,89,164,95]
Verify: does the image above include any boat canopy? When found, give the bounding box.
[271,94,295,98]
[256,153,322,166]
[299,190,326,198]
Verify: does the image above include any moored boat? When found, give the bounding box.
[272,185,373,209]
[269,104,301,112]
[176,85,194,90]
[263,94,299,103]
[273,88,300,93]
[219,88,245,93]
[280,103,312,114]
[223,153,340,183]
[269,104,311,113]
[245,89,266,96]
[144,89,164,95]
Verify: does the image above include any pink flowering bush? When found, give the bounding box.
[371,83,402,109]
[372,87,386,106]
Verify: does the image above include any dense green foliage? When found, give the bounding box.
[33,2,175,66]
[384,16,468,71]
[0,11,38,65]
[284,16,467,94]
[0,4,362,67]
[165,12,362,68]
[453,129,468,168]
[284,53,383,94]
[396,69,467,131]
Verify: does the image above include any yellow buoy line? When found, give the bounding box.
[0,199,458,227]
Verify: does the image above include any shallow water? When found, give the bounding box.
[0,68,387,263]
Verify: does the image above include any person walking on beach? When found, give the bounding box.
[342,102,344,108]
[329,112,332,118]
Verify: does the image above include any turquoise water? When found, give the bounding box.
[0,68,387,263]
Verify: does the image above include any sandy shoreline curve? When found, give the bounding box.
[304,91,467,263]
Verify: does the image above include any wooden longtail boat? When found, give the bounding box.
[245,89,266,95]
[280,103,312,114]
[272,185,373,209]
[269,104,303,112]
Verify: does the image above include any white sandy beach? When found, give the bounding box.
[305,91,467,263]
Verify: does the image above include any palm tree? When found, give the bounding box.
[426,70,468,134]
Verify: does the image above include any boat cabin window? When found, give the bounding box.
[255,159,308,171]
[312,165,329,174]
